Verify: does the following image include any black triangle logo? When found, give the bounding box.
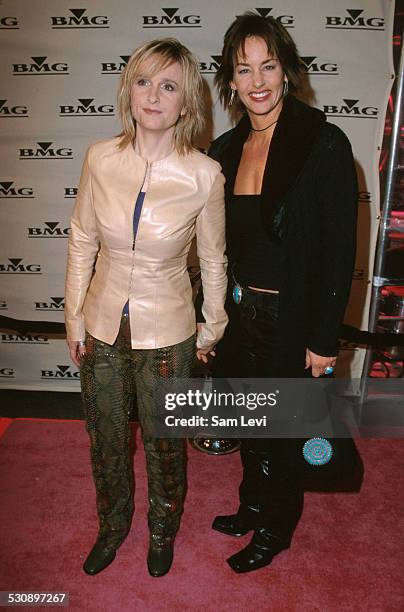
[78,98,94,108]
[51,297,64,305]
[32,56,47,66]
[45,222,59,230]
[347,9,363,19]
[70,9,86,19]
[162,8,178,18]
[343,99,358,109]
[211,55,222,64]
[37,142,52,151]
[0,182,13,190]
[120,56,130,64]
[255,8,272,18]
[9,258,22,266]
[301,57,316,68]
[57,365,71,373]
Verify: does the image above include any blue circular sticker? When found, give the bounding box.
[303,437,333,466]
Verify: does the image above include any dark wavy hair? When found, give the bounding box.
[215,11,304,119]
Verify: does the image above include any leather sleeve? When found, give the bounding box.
[195,171,228,351]
[64,148,100,341]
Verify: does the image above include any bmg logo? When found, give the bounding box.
[143,8,201,28]
[59,98,114,117]
[64,187,77,199]
[101,56,130,74]
[0,100,28,117]
[0,17,19,29]
[199,56,222,74]
[0,368,15,378]
[13,56,69,75]
[301,57,338,76]
[19,142,73,159]
[0,258,42,274]
[41,365,80,379]
[326,9,384,30]
[1,334,48,344]
[27,222,70,238]
[359,192,371,203]
[238,8,294,28]
[323,99,378,119]
[35,297,65,311]
[0,182,34,198]
[51,9,109,28]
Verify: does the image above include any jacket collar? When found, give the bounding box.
[223,95,326,213]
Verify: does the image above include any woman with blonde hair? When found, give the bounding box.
[65,38,227,577]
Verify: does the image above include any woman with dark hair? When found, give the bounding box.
[209,12,358,573]
[65,38,227,577]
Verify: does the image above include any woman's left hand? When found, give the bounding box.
[305,349,336,378]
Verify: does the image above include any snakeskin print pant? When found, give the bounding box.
[80,314,195,551]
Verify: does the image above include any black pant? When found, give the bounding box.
[218,288,304,543]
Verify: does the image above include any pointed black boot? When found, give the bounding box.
[227,528,290,573]
[83,540,116,575]
[212,504,260,537]
[212,513,254,537]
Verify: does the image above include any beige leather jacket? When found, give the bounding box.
[65,137,228,350]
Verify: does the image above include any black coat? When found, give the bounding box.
[208,95,358,374]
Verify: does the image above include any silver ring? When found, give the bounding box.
[77,340,86,347]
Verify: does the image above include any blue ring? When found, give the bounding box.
[303,437,333,466]
[324,366,334,375]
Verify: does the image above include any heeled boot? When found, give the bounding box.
[212,503,260,536]
[144,438,185,577]
[227,528,290,573]
[147,534,175,577]
[83,538,117,575]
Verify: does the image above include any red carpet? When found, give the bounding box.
[0,419,403,611]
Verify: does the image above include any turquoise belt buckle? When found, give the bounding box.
[232,284,243,305]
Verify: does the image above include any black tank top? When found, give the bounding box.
[227,194,281,290]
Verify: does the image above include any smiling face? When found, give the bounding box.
[130,57,184,136]
[230,36,286,121]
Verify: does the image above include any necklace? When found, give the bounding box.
[250,119,278,133]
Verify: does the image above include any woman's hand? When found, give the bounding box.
[196,322,216,363]
[196,347,216,364]
[67,340,86,367]
[305,348,336,378]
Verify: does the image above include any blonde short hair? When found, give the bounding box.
[117,38,204,155]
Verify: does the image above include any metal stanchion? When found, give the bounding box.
[360,28,404,410]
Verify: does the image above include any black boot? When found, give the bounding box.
[147,537,174,577]
[212,504,259,537]
[212,513,254,537]
[83,539,116,575]
[227,528,290,573]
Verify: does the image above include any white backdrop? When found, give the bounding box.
[0,1,395,391]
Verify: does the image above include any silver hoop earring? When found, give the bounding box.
[229,89,236,107]
[283,80,289,97]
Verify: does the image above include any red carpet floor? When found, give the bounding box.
[0,419,403,612]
